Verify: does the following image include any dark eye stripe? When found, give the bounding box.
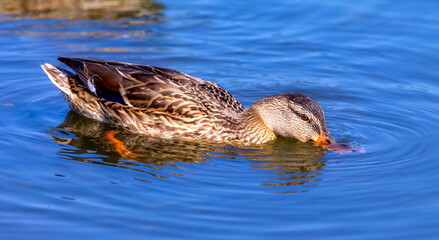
[289,107,321,133]
[289,107,304,119]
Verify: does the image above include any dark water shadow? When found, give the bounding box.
[49,111,328,192]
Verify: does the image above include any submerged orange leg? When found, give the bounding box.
[104,131,137,159]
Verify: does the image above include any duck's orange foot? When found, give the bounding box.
[104,131,137,159]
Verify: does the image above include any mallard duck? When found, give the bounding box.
[41,57,334,146]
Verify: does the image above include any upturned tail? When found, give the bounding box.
[41,63,105,121]
[41,63,75,96]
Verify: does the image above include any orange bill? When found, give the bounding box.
[312,131,334,146]
[313,131,365,153]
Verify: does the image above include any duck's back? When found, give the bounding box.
[59,57,244,119]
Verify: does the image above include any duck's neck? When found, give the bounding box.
[227,107,276,144]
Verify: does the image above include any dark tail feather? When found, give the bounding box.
[57,56,88,74]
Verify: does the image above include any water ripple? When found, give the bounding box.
[1,0,439,238]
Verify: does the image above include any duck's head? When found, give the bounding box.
[253,93,334,146]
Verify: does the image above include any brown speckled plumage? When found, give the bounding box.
[42,57,333,145]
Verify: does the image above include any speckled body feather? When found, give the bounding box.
[42,57,278,144]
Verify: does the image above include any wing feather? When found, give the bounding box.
[58,57,244,120]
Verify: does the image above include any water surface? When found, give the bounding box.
[1,0,439,239]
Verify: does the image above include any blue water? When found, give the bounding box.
[1,0,439,239]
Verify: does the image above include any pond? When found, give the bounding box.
[1,0,438,239]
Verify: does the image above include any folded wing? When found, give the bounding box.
[58,57,244,120]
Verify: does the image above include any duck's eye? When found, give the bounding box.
[300,114,309,121]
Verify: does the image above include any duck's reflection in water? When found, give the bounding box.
[0,0,164,20]
[49,111,327,192]
[229,139,327,193]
